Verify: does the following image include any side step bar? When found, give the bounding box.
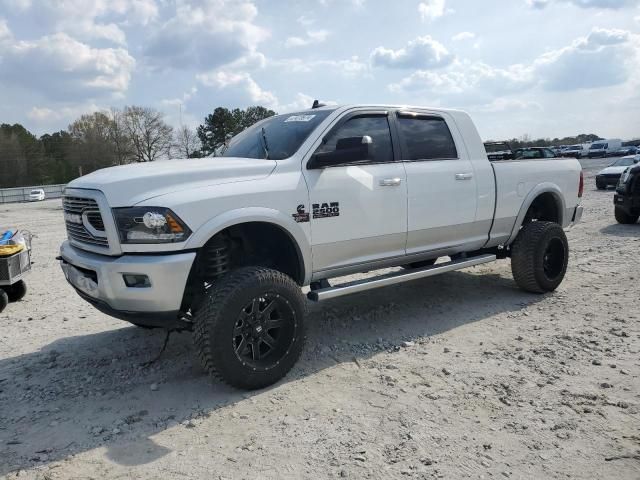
[307,254,497,302]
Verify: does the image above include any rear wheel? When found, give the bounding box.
[615,205,639,224]
[6,280,27,302]
[0,289,7,313]
[511,221,569,293]
[193,267,306,390]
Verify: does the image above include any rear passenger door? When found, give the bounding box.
[394,111,483,255]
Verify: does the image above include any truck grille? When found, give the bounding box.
[63,196,109,248]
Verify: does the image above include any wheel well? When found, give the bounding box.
[182,222,304,311]
[523,192,561,225]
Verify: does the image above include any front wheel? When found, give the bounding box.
[615,206,639,224]
[511,221,569,293]
[193,267,306,390]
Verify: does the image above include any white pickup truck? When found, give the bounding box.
[59,104,583,389]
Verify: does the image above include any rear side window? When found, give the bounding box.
[397,115,458,160]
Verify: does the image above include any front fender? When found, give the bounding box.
[506,183,567,245]
[184,207,312,285]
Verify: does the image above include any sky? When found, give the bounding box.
[0,0,639,141]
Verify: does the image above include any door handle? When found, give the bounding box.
[455,173,473,181]
[379,178,402,187]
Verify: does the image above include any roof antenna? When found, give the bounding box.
[312,99,326,109]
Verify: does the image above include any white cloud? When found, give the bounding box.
[196,71,278,109]
[371,35,453,69]
[527,0,640,8]
[0,18,11,42]
[144,0,268,70]
[272,56,368,76]
[452,31,476,41]
[161,87,198,108]
[389,27,639,104]
[1,0,160,45]
[533,27,638,90]
[0,32,135,99]
[285,30,330,48]
[26,103,102,123]
[418,0,446,20]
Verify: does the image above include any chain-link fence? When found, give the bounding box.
[0,184,66,204]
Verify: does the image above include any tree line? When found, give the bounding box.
[0,105,275,188]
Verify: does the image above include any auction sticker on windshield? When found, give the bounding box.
[284,115,316,122]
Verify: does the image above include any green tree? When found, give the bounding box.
[197,105,276,155]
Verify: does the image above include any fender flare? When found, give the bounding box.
[184,207,312,285]
[506,183,566,245]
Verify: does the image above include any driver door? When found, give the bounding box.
[302,110,408,275]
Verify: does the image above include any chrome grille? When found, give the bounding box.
[62,196,109,248]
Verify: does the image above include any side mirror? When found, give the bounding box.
[308,136,372,169]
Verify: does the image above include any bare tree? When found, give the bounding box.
[108,107,134,165]
[174,125,201,158]
[123,106,173,162]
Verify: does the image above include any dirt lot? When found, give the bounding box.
[1,158,639,479]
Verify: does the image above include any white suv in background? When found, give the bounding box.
[28,189,45,201]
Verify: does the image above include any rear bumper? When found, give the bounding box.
[59,241,195,326]
[596,174,621,186]
[614,194,640,216]
[572,205,583,224]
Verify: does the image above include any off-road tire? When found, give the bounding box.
[193,267,306,390]
[511,221,569,293]
[614,205,639,225]
[402,258,437,270]
[0,289,7,313]
[6,280,27,302]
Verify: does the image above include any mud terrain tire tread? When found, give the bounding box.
[511,221,569,294]
[614,205,639,225]
[193,267,306,390]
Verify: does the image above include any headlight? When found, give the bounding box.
[113,207,191,244]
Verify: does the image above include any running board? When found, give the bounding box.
[307,254,497,302]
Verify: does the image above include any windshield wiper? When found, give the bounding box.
[260,127,270,160]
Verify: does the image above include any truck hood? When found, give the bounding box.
[67,157,277,207]
[598,166,628,175]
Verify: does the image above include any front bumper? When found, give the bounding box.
[59,241,195,325]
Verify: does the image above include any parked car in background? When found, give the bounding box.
[615,146,638,157]
[595,155,640,189]
[28,189,45,201]
[514,147,556,159]
[484,141,514,160]
[614,163,640,224]
[561,145,588,158]
[588,139,623,158]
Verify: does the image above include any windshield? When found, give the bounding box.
[222,109,336,160]
[590,143,605,150]
[611,158,636,167]
[30,190,41,194]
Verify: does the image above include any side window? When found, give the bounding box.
[397,115,458,160]
[314,115,394,164]
[543,149,555,158]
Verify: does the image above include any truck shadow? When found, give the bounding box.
[599,223,640,237]
[0,268,545,475]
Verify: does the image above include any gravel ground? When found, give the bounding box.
[1,157,639,479]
